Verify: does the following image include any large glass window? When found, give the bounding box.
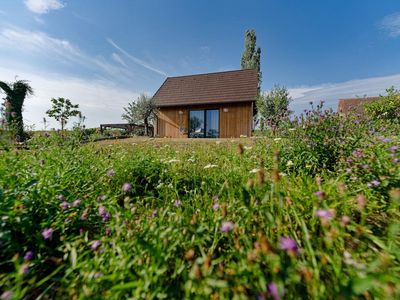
[189,109,219,138]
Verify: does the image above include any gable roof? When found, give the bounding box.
[338,97,380,114]
[153,69,258,107]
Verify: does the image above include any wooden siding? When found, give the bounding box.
[156,102,253,138]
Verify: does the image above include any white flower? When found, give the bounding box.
[286,160,294,167]
[288,128,296,131]
[250,168,260,173]
[204,164,218,169]
[244,146,252,150]
[167,159,180,164]
[273,138,282,142]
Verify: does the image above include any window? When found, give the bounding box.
[189,109,219,138]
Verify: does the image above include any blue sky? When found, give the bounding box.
[0,0,399,128]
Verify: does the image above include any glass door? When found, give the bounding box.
[189,109,219,138]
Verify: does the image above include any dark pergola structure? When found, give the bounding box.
[99,123,154,136]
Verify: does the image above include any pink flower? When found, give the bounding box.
[72,199,81,207]
[220,221,234,233]
[24,251,34,261]
[122,183,132,193]
[280,237,299,255]
[106,169,115,177]
[315,209,334,221]
[60,201,69,210]
[41,228,53,240]
[267,282,280,300]
[212,203,220,210]
[174,200,182,207]
[91,240,102,251]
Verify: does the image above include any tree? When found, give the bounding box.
[364,86,400,121]
[241,29,262,90]
[46,98,81,131]
[122,94,157,136]
[256,85,292,129]
[0,79,33,141]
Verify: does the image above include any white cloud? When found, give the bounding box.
[107,38,167,77]
[0,26,135,84]
[24,0,64,14]
[380,12,400,37]
[111,53,128,68]
[0,67,139,129]
[288,73,400,113]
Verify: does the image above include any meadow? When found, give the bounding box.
[0,108,399,299]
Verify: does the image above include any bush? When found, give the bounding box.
[364,86,400,121]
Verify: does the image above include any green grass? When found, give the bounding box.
[0,121,399,299]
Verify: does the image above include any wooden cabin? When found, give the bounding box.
[153,69,258,138]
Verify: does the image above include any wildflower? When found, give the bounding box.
[250,168,261,173]
[79,228,85,234]
[122,183,132,193]
[280,237,299,255]
[97,195,106,202]
[72,199,81,207]
[106,169,115,177]
[105,228,112,236]
[98,206,106,215]
[21,264,29,274]
[94,271,103,278]
[267,282,280,300]
[24,251,34,261]
[341,215,350,226]
[102,212,111,222]
[352,150,363,158]
[58,194,66,201]
[220,221,234,233]
[315,209,334,222]
[167,159,180,164]
[213,203,220,210]
[314,191,325,199]
[81,212,88,220]
[367,180,380,188]
[60,201,69,210]
[91,240,102,251]
[212,195,219,202]
[286,160,294,167]
[42,228,53,240]
[152,209,158,218]
[389,145,398,152]
[174,199,182,208]
[0,291,13,300]
[273,138,282,142]
[204,164,218,169]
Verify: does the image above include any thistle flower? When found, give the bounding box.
[91,240,102,251]
[42,228,53,240]
[60,201,69,210]
[72,199,81,207]
[280,237,299,255]
[268,282,280,300]
[24,251,34,261]
[122,183,132,193]
[315,209,334,222]
[220,221,234,233]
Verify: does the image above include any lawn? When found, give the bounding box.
[0,113,399,299]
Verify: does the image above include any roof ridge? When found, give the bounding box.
[165,68,256,79]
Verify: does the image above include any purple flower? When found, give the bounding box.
[21,265,29,274]
[212,203,220,210]
[352,150,364,158]
[314,191,325,199]
[79,228,85,234]
[102,212,111,222]
[280,237,299,255]
[315,209,334,220]
[122,183,132,193]
[98,206,106,215]
[220,221,234,233]
[24,251,34,261]
[267,282,280,300]
[72,199,81,207]
[60,201,69,210]
[41,228,53,240]
[389,146,398,152]
[174,200,182,207]
[106,169,115,177]
[58,194,66,201]
[212,195,219,202]
[81,212,88,220]
[91,240,102,251]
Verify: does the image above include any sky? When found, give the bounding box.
[0,0,399,129]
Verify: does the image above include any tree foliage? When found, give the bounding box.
[364,86,400,121]
[46,98,81,131]
[256,85,292,129]
[0,79,33,141]
[121,94,157,136]
[241,29,262,90]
